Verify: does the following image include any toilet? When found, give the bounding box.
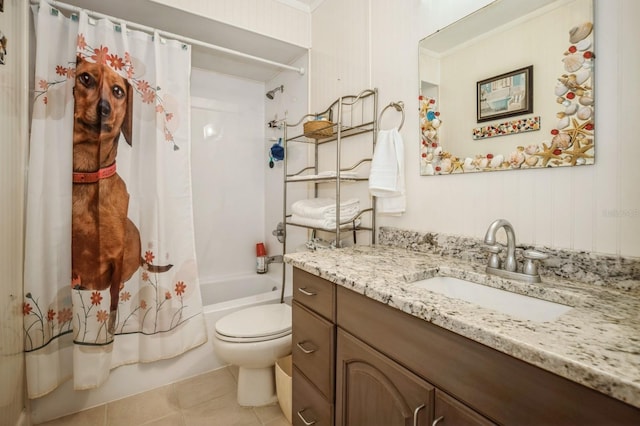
[212,303,292,406]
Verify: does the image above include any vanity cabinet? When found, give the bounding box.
[292,268,336,426]
[336,283,640,425]
[291,267,640,426]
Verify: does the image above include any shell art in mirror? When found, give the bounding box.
[419,0,595,176]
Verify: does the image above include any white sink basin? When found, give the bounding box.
[411,276,572,323]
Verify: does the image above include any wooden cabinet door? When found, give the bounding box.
[336,329,434,426]
[434,390,497,426]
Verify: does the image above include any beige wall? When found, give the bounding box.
[0,0,28,424]
[311,0,640,257]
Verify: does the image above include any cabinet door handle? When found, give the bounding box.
[297,408,317,425]
[298,287,316,296]
[296,341,317,354]
[432,415,444,426]
[413,404,426,426]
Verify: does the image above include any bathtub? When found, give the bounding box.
[201,273,285,313]
[31,272,292,424]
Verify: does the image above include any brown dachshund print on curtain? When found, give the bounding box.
[71,56,171,334]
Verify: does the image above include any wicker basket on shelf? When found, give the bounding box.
[303,120,334,139]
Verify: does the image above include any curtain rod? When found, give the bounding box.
[31,0,306,75]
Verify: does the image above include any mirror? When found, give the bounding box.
[419,0,594,175]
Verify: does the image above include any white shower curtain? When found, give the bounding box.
[23,2,206,397]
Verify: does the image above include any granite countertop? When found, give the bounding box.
[284,245,640,409]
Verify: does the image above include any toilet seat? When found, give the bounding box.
[215,303,291,343]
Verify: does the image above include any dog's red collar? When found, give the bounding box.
[73,163,117,184]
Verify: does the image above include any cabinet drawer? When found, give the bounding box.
[292,301,335,400]
[293,366,334,426]
[293,268,335,321]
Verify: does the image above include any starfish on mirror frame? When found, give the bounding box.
[535,142,561,166]
[562,118,593,142]
[562,136,594,166]
[450,158,464,173]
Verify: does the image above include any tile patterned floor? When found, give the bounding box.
[36,366,291,426]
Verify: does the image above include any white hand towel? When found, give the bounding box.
[369,128,405,215]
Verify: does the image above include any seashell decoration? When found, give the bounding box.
[565,104,578,116]
[563,54,585,72]
[440,158,452,173]
[577,106,592,120]
[557,116,570,130]
[463,157,475,172]
[424,163,434,175]
[525,144,539,155]
[509,150,525,168]
[579,96,594,106]
[555,83,569,96]
[553,133,572,149]
[576,39,591,51]
[569,22,593,44]
[574,68,591,85]
[525,156,539,167]
[489,154,503,169]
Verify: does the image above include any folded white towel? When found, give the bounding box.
[288,171,359,181]
[369,128,406,215]
[317,170,359,179]
[290,214,361,231]
[291,198,360,222]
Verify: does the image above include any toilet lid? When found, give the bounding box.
[215,303,291,342]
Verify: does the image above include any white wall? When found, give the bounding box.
[311,0,640,257]
[149,0,311,48]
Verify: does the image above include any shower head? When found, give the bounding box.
[266,85,284,100]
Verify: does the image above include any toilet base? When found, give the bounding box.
[237,365,278,407]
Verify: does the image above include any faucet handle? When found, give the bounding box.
[522,250,548,276]
[484,244,502,269]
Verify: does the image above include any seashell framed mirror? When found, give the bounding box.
[419,0,594,175]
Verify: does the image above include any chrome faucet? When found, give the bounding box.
[483,219,548,283]
[484,219,517,272]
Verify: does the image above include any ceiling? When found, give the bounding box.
[56,0,310,82]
